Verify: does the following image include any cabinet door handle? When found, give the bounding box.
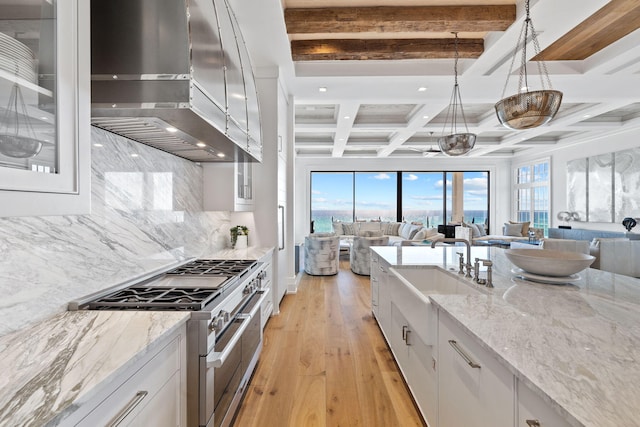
[107,390,148,426]
[526,421,541,427]
[448,340,481,369]
[402,325,408,342]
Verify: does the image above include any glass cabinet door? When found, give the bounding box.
[0,0,90,216]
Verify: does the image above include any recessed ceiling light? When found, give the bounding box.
[40,116,47,120]
[217,153,225,158]
[583,114,591,118]
[343,116,350,119]
[196,142,206,147]
[318,87,327,92]
[418,87,427,92]
[423,115,429,119]
[339,138,344,141]
[520,86,529,91]
[93,143,103,147]
[131,153,139,157]
[166,127,178,133]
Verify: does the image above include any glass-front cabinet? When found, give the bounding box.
[0,0,90,216]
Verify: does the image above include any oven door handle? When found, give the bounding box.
[207,315,250,368]
[243,290,268,318]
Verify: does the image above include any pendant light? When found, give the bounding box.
[438,32,476,156]
[0,83,43,158]
[494,0,562,130]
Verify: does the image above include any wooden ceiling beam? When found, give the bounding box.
[534,0,640,61]
[291,38,484,61]
[285,5,516,34]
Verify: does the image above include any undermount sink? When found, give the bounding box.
[505,248,595,277]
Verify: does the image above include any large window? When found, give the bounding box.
[310,172,353,232]
[402,172,444,227]
[355,172,397,221]
[311,170,489,232]
[514,160,550,233]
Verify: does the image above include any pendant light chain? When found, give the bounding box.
[437,32,476,156]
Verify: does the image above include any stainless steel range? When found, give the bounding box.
[70,258,267,427]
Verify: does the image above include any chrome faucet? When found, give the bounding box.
[474,258,494,288]
[431,238,472,278]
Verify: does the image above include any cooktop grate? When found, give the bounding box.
[86,286,221,311]
[166,259,257,276]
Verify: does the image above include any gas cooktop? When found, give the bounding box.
[166,259,257,276]
[76,258,258,312]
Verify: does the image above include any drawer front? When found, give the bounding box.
[76,335,182,427]
[438,313,514,427]
[517,381,572,427]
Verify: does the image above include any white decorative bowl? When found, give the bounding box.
[504,249,595,277]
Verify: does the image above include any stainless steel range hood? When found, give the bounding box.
[90,0,262,162]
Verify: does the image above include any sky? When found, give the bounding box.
[311,171,489,212]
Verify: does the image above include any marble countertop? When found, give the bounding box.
[0,310,189,427]
[373,245,640,427]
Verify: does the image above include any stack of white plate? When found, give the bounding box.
[0,32,37,83]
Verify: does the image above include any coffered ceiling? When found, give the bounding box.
[232,0,640,160]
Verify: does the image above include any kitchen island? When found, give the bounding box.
[372,245,640,427]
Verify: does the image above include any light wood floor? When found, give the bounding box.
[233,258,426,427]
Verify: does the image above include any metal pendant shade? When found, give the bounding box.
[438,33,476,156]
[495,0,562,130]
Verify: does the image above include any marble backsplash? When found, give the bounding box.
[0,128,231,337]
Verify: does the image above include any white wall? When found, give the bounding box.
[294,156,512,244]
[512,126,640,232]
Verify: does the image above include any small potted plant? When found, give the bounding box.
[230,225,249,249]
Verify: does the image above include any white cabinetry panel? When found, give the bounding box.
[438,312,514,427]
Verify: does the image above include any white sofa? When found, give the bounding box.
[455,221,544,246]
[332,221,444,247]
[591,238,640,277]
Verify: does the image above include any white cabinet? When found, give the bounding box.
[517,381,572,427]
[0,0,90,217]
[370,253,380,316]
[71,327,186,427]
[438,312,514,427]
[259,252,274,329]
[371,255,391,334]
[202,154,253,212]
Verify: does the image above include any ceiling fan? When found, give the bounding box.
[406,132,442,157]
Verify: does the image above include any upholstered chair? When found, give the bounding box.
[350,236,389,275]
[540,238,590,254]
[304,234,340,276]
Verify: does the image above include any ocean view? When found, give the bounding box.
[312,209,490,233]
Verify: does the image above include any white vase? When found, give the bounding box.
[235,235,248,249]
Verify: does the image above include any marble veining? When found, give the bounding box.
[373,246,640,427]
[0,310,189,427]
[0,128,231,337]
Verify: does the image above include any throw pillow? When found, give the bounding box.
[509,220,530,236]
[462,221,480,238]
[408,224,422,240]
[342,223,355,235]
[332,221,343,235]
[388,222,401,236]
[412,228,427,241]
[358,230,383,237]
[476,224,487,237]
[423,227,439,238]
[504,223,523,237]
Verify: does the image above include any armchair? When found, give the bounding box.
[350,236,389,275]
[304,234,340,276]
